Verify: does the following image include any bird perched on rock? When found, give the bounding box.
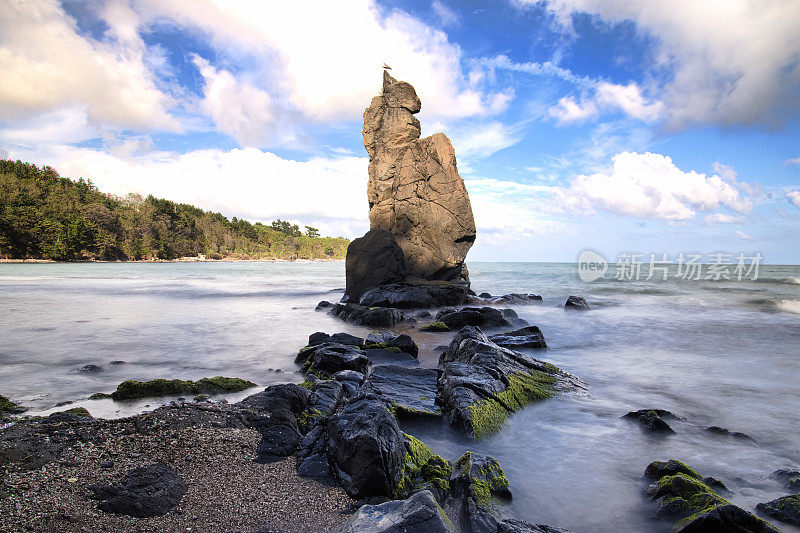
[382,63,392,70]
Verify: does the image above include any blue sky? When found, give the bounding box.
[1,1,799,263]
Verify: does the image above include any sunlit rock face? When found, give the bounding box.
[362,71,476,283]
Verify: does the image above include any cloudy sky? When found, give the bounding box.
[2,0,799,262]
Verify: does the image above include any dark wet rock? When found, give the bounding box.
[677,504,779,532]
[438,326,581,439]
[416,310,432,318]
[366,365,441,418]
[109,360,125,365]
[88,461,187,518]
[435,307,526,330]
[365,333,419,357]
[238,384,310,462]
[757,494,800,526]
[643,460,777,532]
[331,489,454,533]
[308,332,365,348]
[300,380,344,432]
[326,393,406,499]
[564,295,589,310]
[316,300,334,310]
[331,302,408,327]
[358,281,469,309]
[490,294,543,305]
[771,468,800,492]
[295,342,370,378]
[77,364,104,373]
[106,376,256,401]
[333,370,365,396]
[0,394,27,420]
[344,229,407,303]
[296,424,333,481]
[489,326,547,349]
[450,451,512,533]
[365,348,418,366]
[706,426,756,443]
[478,292,492,298]
[623,409,679,434]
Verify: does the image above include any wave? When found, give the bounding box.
[777,300,800,315]
[745,297,800,315]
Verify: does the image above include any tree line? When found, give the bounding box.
[0,159,349,261]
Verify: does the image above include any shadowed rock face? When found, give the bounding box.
[362,71,476,283]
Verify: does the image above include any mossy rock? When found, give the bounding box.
[88,392,111,400]
[364,343,403,353]
[644,460,778,532]
[1,394,27,417]
[466,370,555,439]
[108,376,256,400]
[394,433,452,500]
[421,321,450,332]
[62,407,92,417]
[757,494,800,527]
[452,451,511,508]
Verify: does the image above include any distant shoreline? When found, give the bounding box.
[0,258,345,264]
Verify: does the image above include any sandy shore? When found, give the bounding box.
[0,404,352,533]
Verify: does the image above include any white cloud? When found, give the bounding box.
[787,190,800,209]
[785,157,800,166]
[432,1,459,27]
[548,81,663,125]
[557,152,753,221]
[735,230,754,241]
[141,0,508,125]
[703,213,744,225]
[434,121,521,163]
[525,0,800,129]
[0,0,177,131]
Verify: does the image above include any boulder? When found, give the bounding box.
[450,452,512,533]
[331,302,408,327]
[706,426,756,443]
[359,282,469,309]
[366,365,441,418]
[438,327,580,439]
[643,460,777,532]
[435,307,526,330]
[564,296,589,310]
[363,71,476,283]
[365,332,419,357]
[489,294,543,305]
[325,393,407,499]
[497,520,568,533]
[757,494,800,526]
[333,370,365,397]
[295,342,370,378]
[331,490,455,533]
[365,348,418,367]
[88,461,187,518]
[344,229,406,303]
[489,326,547,349]
[238,384,310,461]
[622,409,679,434]
[300,379,344,432]
[308,332,365,348]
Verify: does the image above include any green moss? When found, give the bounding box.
[299,378,314,390]
[0,394,24,413]
[88,392,111,400]
[394,434,452,499]
[63,407,92,417]
[109,376,256,400]
[421,321,450,332]
[364,343,402,353]
[455,451,510,507]
[467,370,556,439]
[194,394,210,402]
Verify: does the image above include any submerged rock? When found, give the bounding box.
[331,489,455,533]
[489,326,547,349]
[435,307,526,330]
[344,229,406,303]
[757,494,800,526]
[623,409,680,434]
[102,376,256,401]
[564,296,589,310]
[77,364,104,373]
[366,365,441,418]
[88,461,187,518]
[489,294,543,305]
[706,426,757,444]
[438,326,581,439]
[643,459,777,532]
[771,468,800,492]
[421,321,451,332]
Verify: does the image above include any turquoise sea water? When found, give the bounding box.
[1,261,799,532]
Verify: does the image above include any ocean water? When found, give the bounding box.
[1,261,799,532]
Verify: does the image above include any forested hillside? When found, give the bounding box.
[0,160,349,261]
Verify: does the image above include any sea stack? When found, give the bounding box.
[344,71,476,303]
